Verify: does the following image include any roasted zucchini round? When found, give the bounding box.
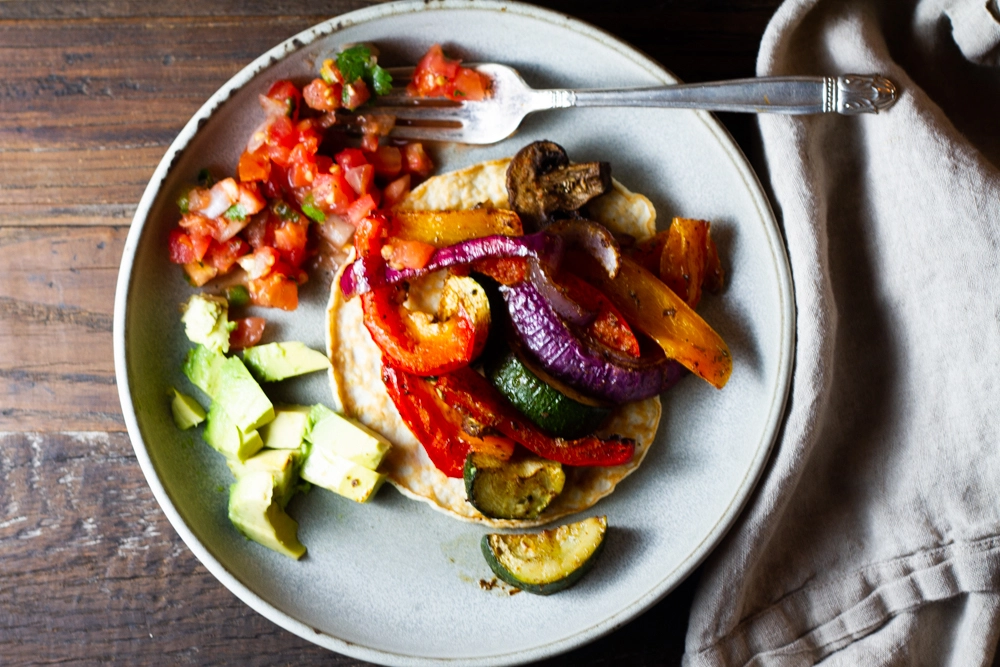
[481,515,608,595]
[464,452,565,520]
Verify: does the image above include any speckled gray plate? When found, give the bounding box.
[113,1,794,665]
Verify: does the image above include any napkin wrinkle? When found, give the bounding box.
[945,0,1000,65]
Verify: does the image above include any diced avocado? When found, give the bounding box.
[181,294,235,354]
[182,344,227,400]
[300,443,385,503]
[306,410,390,471]
[170,387,206,430]
[242,342,331,382]
[215,356,274,433]
[228,471,306,560]
[203,401,264,462]
[227,449,298,508]
[308,403,336,428]
[260,406,312,450]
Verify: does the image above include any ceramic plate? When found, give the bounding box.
[114,1,794,664]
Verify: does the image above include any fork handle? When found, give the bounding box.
[563,75,897,115]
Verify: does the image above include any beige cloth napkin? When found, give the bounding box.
[684,0,1000,664]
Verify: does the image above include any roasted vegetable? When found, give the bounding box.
[464,452,565,520]
[506,141,611,230]
[481,515,608,594]
[501,279,684,404]
[488,351,611,439]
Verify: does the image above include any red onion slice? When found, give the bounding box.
[340,231,563,298]
[527,259,595,327]
[547,219,621,278]
[501,280,683,404]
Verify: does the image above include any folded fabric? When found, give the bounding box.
[684,0,1000,664]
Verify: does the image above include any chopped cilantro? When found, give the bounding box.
[224,203,247,222]
[272,200,300,222]
[336,45,372,85]
[176,190,190,214]
[371,64,393,95]
[197,168,214,188]
[334,44,393,100]
[301,194,326,223]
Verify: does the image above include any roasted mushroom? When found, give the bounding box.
[506,141,612,231]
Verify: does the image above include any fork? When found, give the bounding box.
[353,64,898,145]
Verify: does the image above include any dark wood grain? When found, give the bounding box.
[0,1,780,664]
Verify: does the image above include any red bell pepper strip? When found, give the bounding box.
[355,212,485,376]
[381,362,515,478]
[432,366,636,467]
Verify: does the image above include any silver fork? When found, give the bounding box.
[353,64,897,145]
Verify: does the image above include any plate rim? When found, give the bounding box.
[113,1,795,664]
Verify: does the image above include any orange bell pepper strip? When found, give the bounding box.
[578,252,732,389]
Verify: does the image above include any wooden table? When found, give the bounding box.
[0,1,781,663]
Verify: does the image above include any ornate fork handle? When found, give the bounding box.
[552,75,897,115]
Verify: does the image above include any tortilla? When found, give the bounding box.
[326,158,662,527]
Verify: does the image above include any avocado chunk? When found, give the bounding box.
[482,516,608,595]
[182,344,227,400]
[203,401,264,462]
[181,293,235,354]
[306,409,391,471]
[242,342,331,382]
[301,440,386,503]
[215,356,274,433]
[170,387,206,430]
[228,470,306,560]
[464,453,565,520]
[227,448,299,508]
[260,406,312,450]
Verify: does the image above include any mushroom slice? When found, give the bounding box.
[506,141,612,231]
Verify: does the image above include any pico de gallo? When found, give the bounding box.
[166,43,483,340]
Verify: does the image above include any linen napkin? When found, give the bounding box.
[683,0,1000,664]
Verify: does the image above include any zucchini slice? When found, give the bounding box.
[487,352,611,439]
[481,516,608,595]
[465,452,566,520]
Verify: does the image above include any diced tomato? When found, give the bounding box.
[342,80,371,111]
[272,219,309,267]
[302,78,341,112]
[229,317,266,350]
[238,150,271,182]
[182,261,218,287]
[168,229,197,265]
[407,45,488,101]
[382,174,411,208]
[248,272,298,310]
[335,148,368,172]
[384,239,436,270]
[265,80,302,120]
[346,193,377,226]
[288,144,318,188]
[408,44,461,98]
[294,119,322,155]
[367,145,402,178]
[345,164,375,197]
[451,67,488,101]
[311,169,355,216]
[204,237,250,274]
[403,142,434,177]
